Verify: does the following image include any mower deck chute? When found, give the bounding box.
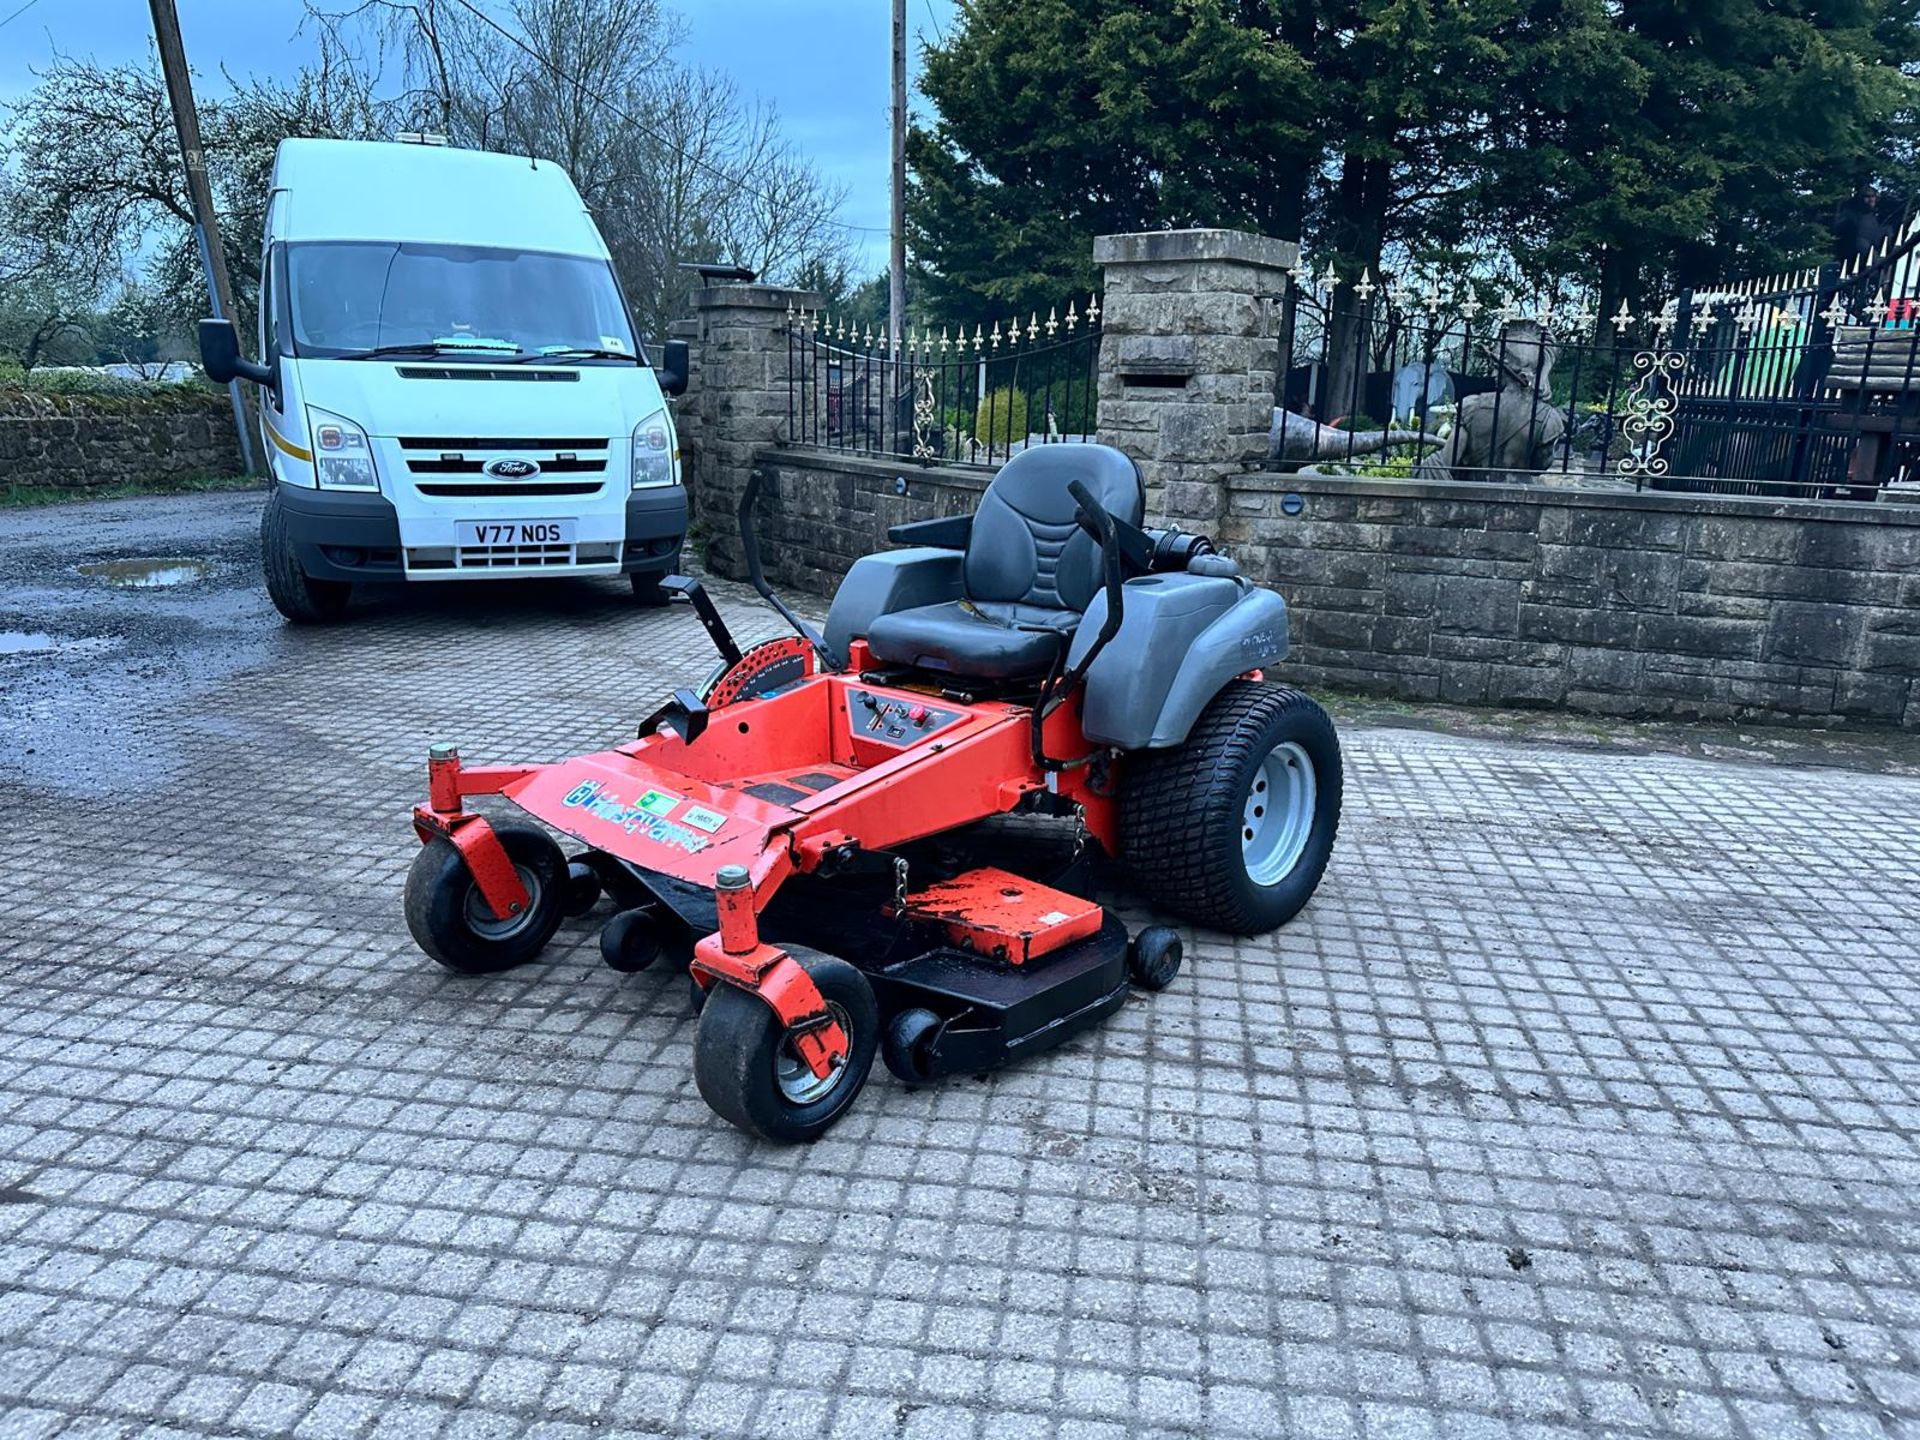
[402,443,1344,1142]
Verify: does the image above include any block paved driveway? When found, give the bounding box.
[3,492,1920,1440]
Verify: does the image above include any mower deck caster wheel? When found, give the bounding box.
[694,948,878,1143]
[563,858,603,917]
[881,1008,942,1085]
[600,908,662,973]
[1128,926,1183,991]
[405,822,565,974]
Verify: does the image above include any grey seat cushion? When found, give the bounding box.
[866,601,1075,679]
[863,444,1145,680]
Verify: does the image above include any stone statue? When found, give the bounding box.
[1416,320,1566,484]
[1268,408,1439,465]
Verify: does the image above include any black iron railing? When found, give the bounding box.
[1272,286,1920,501]
[787,302,1102,468]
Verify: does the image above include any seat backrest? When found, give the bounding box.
[963,444,1145,612]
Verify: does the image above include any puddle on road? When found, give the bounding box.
[76,557,215,589]
[0,631,57,655]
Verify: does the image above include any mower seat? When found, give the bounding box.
[865,444,1144,680]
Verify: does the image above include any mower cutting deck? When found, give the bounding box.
[404,443,1341,1140]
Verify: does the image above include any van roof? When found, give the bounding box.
[270,138,609,257]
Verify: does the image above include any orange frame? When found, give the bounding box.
[413,658,1117,1079]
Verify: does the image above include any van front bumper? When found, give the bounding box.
[276,484,688,583]
[621,486,688,578]
[279,484,406,582]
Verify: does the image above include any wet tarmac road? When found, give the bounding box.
[0,490,687,798]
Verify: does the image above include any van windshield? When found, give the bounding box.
[285,241,641,362]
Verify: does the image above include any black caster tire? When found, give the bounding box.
[881,1008,942,1084]
[262,490,351,623]
[689,974,711,1015]
[1121,682,1342,935]
[1128,926,1183,991]
[629,573,674,606]
[600,907,662,973]
[404,821,566,974]
[693,947,877,1143]
[563,858,602,917]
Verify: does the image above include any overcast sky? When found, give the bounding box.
[0,0,957,274]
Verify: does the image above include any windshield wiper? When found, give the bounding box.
[509,346,638,365]
[332,340,523,361]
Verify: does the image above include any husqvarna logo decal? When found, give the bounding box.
[562,778,707,853]
[485,457,541,479]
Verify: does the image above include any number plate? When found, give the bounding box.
[461,518,576,546]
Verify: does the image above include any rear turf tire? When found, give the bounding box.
[404,821,566,974]
[694,947,877,1142]
[1121,682,1341,935]
[262,490,351,623]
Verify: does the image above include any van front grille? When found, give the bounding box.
[398,436,613,495]
[415,481,604,499]
[400,436,603,450]
[408,457,605,475]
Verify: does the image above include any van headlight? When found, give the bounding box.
[307,407,379,491]
[631,408,678,489]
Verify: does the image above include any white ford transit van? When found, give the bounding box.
[200,136,689,622]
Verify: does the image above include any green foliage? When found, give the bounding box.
[3,472,257,509]
[909,0,1314,322]
[910,0,1920,323]
[973,387,1030,446]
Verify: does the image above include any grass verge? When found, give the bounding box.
[2,474,262,509]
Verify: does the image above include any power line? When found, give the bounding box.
[438,0,889,239]
[0,0,47,32]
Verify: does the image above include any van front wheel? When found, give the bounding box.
[262,491,351,623]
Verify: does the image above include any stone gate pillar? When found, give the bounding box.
[1093,229,1297,526]
[687,282,821,574]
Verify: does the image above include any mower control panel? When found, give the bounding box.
[848,687,965,747]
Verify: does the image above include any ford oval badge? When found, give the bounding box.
[486,458,541,479]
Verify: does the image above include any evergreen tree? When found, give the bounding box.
[910,0,1920,333]
[907,0,1317,321]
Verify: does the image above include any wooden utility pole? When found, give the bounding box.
[148,0,259,474]
[889,0,907,360]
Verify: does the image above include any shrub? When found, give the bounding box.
[973,387,1029,448]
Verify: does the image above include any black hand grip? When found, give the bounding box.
[1067,478,1113,546]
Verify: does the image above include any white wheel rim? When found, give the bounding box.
[1242,741,1316,887]
[462,864,541,940]
[776,1001,852,1105]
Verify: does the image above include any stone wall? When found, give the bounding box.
[682,225,1919,731]
[1226,474,1920,728]
[683,283,820,573]
[747,449,988,595]
[0,387,243,492]
[732,448,1920,729]
[1094,229,1294,527]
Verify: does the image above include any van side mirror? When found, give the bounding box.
[198,318,273,388]
[659,338,690,397]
